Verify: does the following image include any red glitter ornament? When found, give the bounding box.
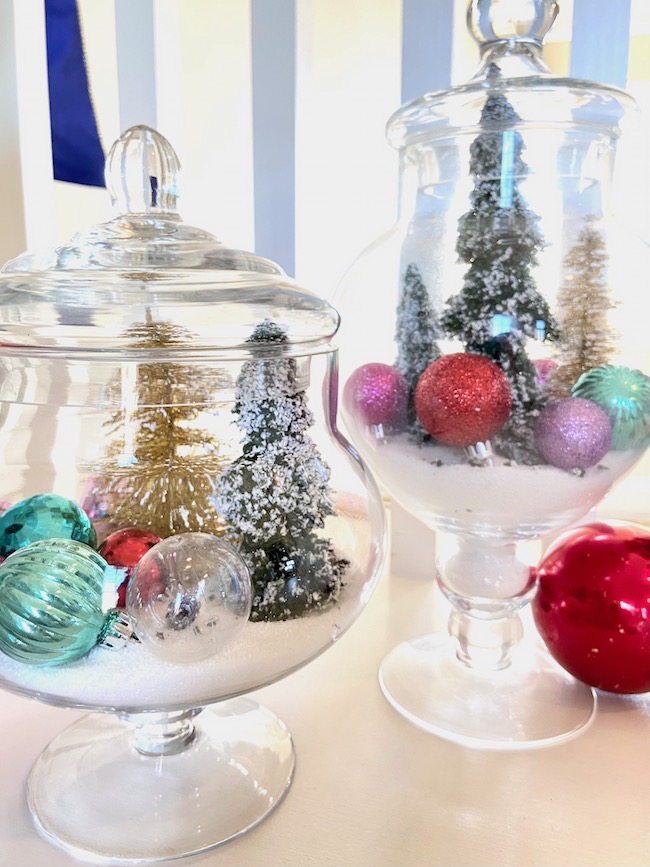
[414,353,512,447]
[533,523,650,694]
[99,527,162,608]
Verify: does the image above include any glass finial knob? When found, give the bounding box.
[105,125,181,215]
[467,0,558,47]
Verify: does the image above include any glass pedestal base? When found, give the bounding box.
[379,634,596,750]
[27,697,295,862]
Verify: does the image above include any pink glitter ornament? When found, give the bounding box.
[534,397,612,470]
[343,363,409,427]
[533,358,557,387]
[414,353,511,447]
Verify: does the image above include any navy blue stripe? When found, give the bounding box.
[251,0,296,276]
[45,0,105,187]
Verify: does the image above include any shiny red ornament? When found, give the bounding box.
[533,523,650,694]
[99,527,162,608]
[414,353,512,447]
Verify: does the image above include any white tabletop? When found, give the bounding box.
[1,503,649,867]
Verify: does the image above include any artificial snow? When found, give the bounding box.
[366,433,639,539]
[0,560,369,713]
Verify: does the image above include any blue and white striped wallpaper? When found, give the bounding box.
[2,0,647,298]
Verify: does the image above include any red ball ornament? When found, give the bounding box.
[414,353,512,447]
[343,363,409,427]
[533,523,650,694]
[99,527,162,608]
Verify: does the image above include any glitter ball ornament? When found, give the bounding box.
[0,538,131,666]
[571,364,650,449]
[99,527,162,608]
[533,358,558,387]
[534,397,612,470]
[343,362,409,427]
[414,353,512,447]
[127,533,253,663]
[533,523,650,693]
[0,494,96,558]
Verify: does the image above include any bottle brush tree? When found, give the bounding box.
[395,262,441,428]
[215,319,347,621]
[441,93,559,463]
[90,317,229,538]
[546,215,616,397]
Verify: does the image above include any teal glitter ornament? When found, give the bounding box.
[0,538,131,666]
[572,365,650,450]
[0,494,97,558]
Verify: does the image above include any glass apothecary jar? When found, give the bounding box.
[336,0,649,748]
[0,126,385,861]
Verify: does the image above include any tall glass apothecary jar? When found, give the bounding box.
[336,0,649,749]
[0,126,385,861]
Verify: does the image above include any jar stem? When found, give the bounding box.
[439,535,536,671]
[448,608,523,670]
[120,708,202,756]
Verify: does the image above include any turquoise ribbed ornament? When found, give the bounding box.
[0,494,97,558]
[0,538,126,666]
[572,365,650,450]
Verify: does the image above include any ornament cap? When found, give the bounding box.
[97,609,134,650]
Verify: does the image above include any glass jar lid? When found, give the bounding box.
[387,0,637,150]
[0,126,339,358]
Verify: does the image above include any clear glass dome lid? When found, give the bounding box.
[0,125,339,356]
[388,0,636,150]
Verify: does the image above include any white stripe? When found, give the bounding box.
[0,0,55,262]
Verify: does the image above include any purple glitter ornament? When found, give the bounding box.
[343,363,408,427]
[535,397,612,470]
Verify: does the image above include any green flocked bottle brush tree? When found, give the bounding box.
[395,262,441,429]
[441,93,560,464]
[215,320,347,621]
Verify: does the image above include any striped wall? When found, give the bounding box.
[1,0,647,300]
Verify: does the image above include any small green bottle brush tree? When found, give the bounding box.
[395,262,441,429]
[215,320,347,622]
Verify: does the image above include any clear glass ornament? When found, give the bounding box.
[335,0,649,749]
[0,125,385,860]
[127,533,252,663]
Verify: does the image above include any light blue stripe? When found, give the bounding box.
[499,130,515,207]
[570,0,631,88]
[251,0,296,276]
[401,0,455,103]
[114,0,157,131]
